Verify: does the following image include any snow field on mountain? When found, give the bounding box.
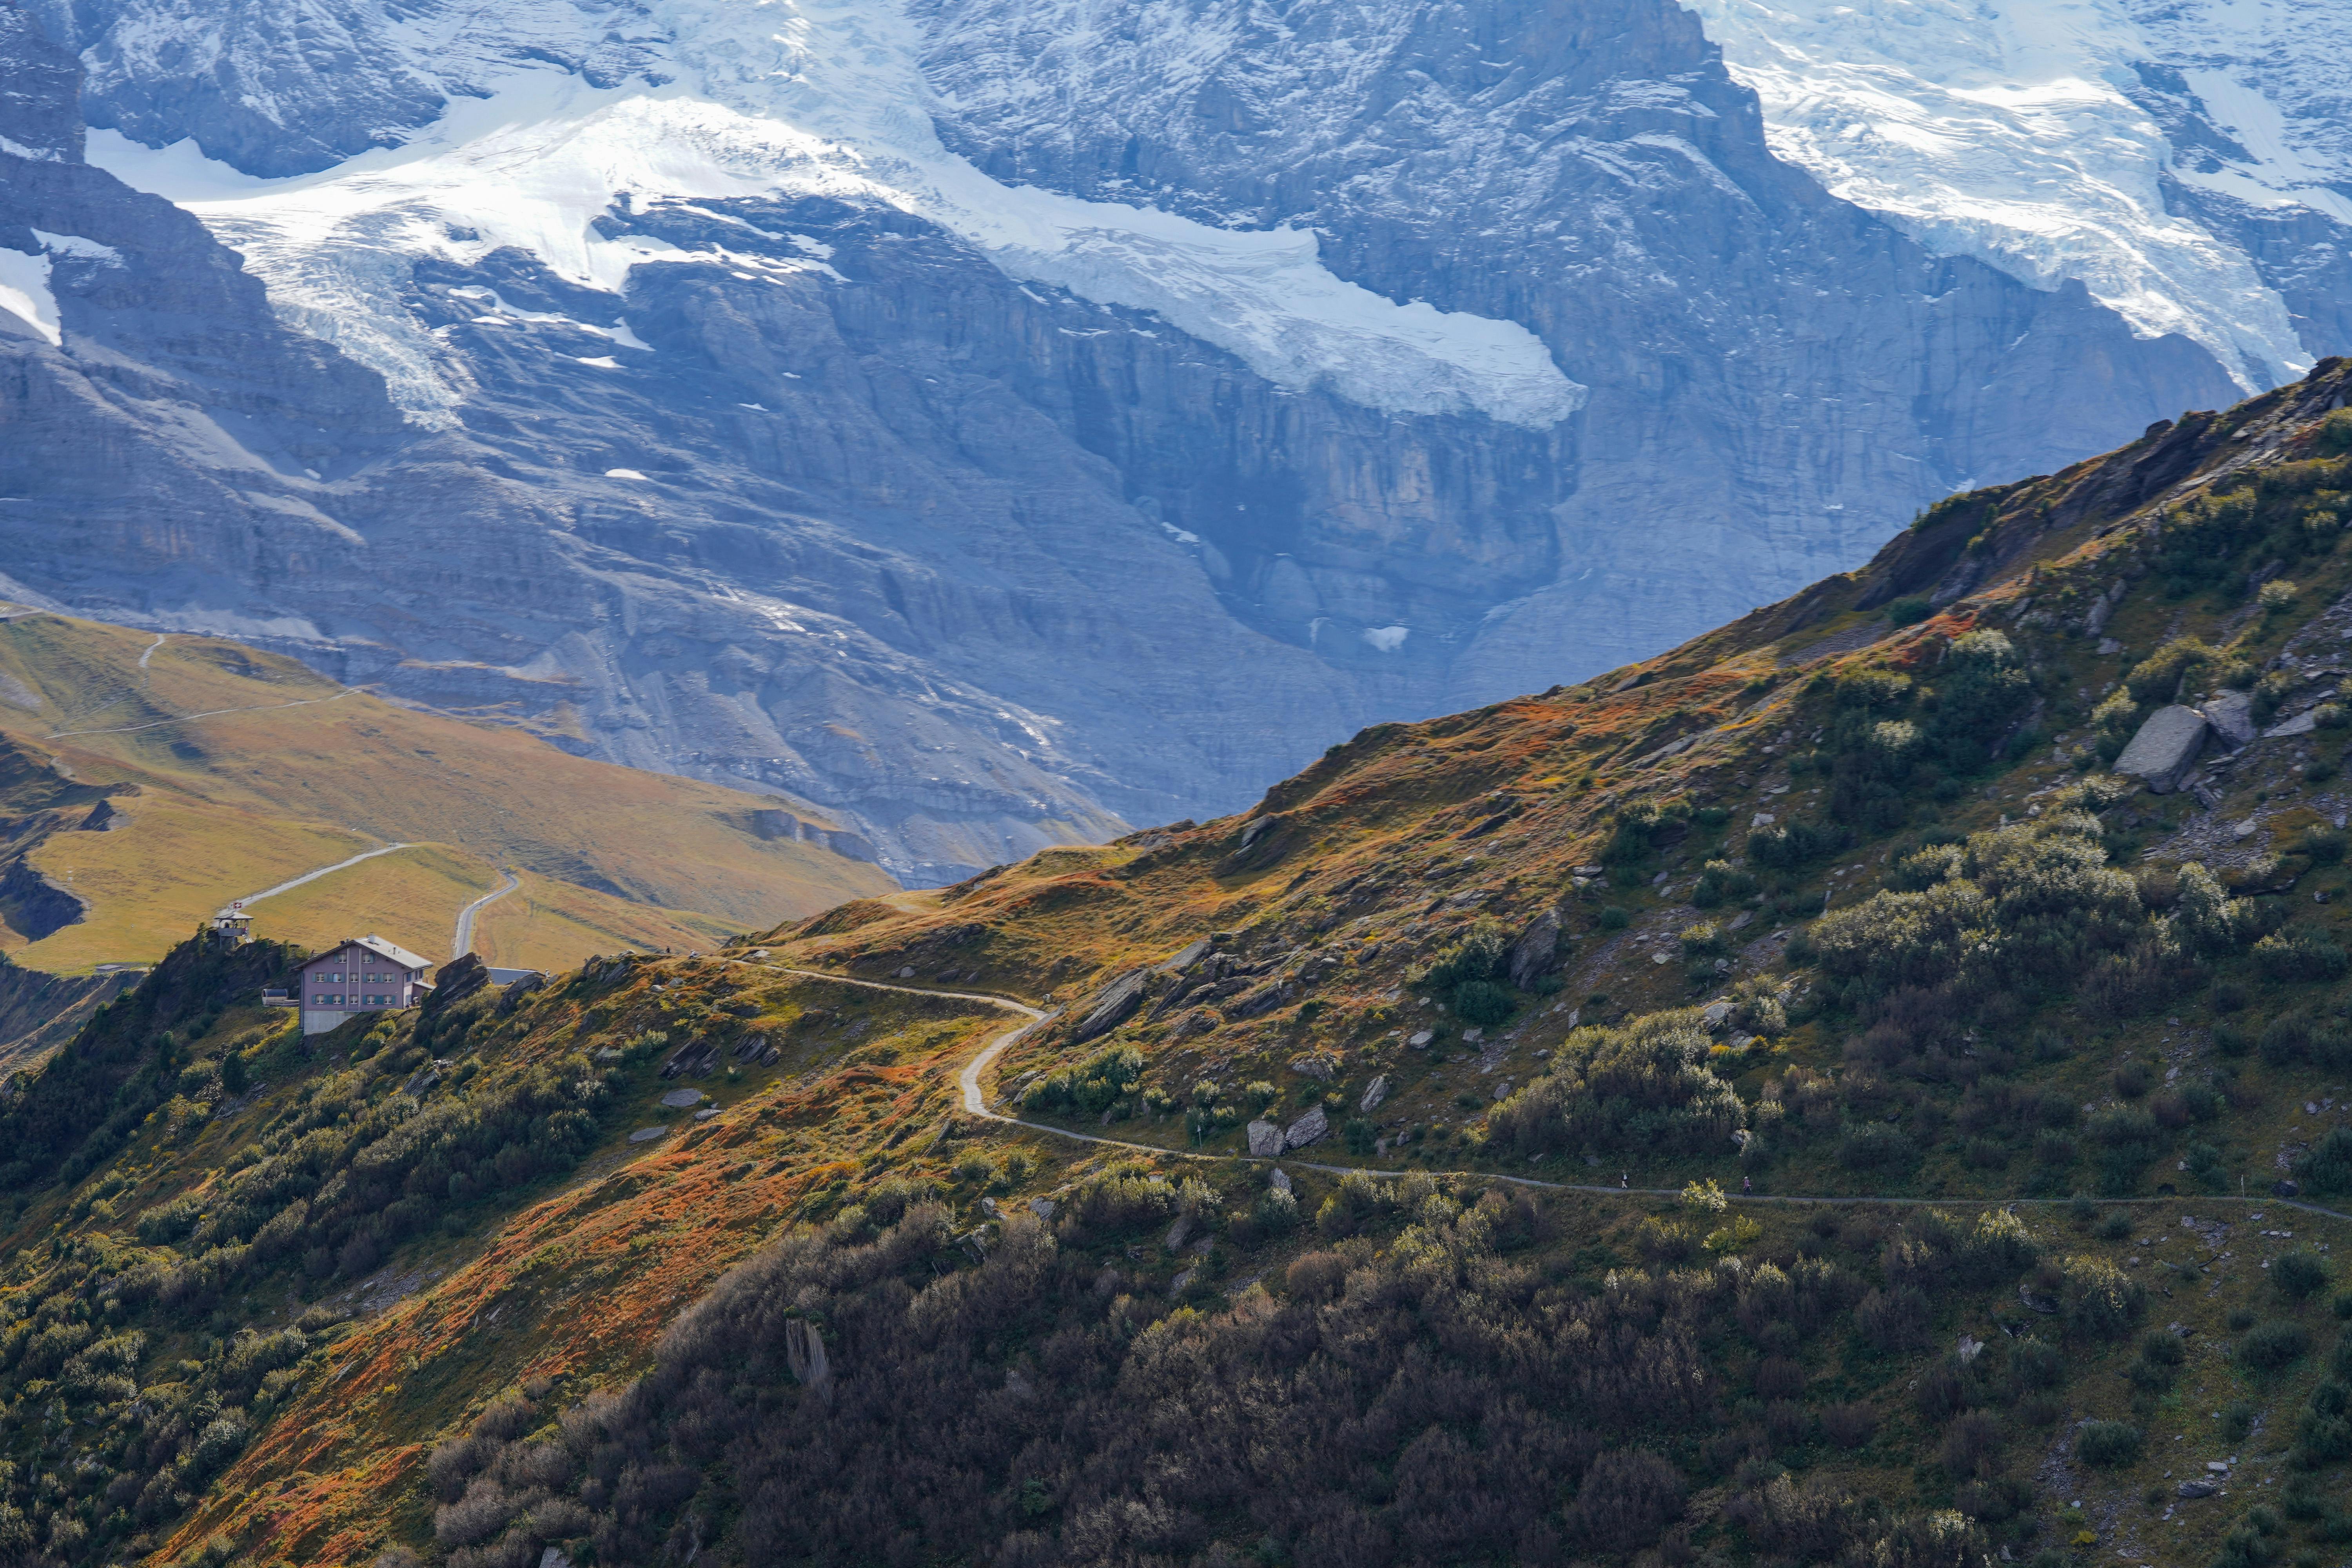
[0,247,58,345]
[85,0,1583,429]
[1683,0,2327,389]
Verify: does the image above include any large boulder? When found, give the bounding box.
[2200,690,2257,748]
[2112,705,2209,793]
[1246,1119,1285,1158]
[1506,907,1561,988]
[1284,1105,1330,1150]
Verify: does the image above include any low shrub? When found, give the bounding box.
[2052,1255,2145,1340]
[2237,1319,2311,1372]
[1451,980,1516,1027]
[2076,1421,2143,1467]
[1837,1121,1916,1172]
[2274,1250,2331,1301]
[2298,1126,2352,1196]
[2254,927,2350,983]
[1887,597,1933,626]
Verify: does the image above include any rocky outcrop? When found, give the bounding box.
[1070,969,1147,1044]
[0,954,130,1073]
[0,855,82,941]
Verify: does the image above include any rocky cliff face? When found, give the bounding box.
[911,0,2247,701]
[0,0,2271,884]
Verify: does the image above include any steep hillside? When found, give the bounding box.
[0,608,893,985]
[11,369,2352,1568]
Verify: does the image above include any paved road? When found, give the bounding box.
[225,842,417,915]
[453,870,520,959]
[726,959,2352,1222]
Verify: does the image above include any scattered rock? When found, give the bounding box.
[2113,704,2210,793]
[1360,1074,1388,1112]
[1269,1167,1292,1194]
[1289,1052,1338,1082]
[627,1126,669,1143]
[1247,1120,1285,1158]
[2176,1480,2220,1499]
[1408,1030,1434,1048]
[1169,1269,1195,1295]
[1166,1213,1192,1251]
[2265,708,2320,739]
[2018,1281,2059,1314]
[1284,1105,1329,1150]
[659,1088,706,1109]
[540,1549,575,1568]
[896,965,916,978]
[1700,1000,1733,1031]
[2273,1180,2301,1198]
[1028,1197,1056,1220]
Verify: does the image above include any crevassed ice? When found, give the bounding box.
[85,0,1583,429]
[1684,0,2336,390]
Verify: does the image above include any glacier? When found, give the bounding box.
[83,0,1583,430]
[1684,0,2352,390]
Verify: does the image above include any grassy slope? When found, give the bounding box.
[0,612,894,974]
[13,370,2352,1568]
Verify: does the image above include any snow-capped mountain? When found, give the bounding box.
[0,0,2325,881]
[1686,0,2352,391]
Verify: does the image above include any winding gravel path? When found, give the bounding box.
[729,960,2352,1222]
[48,686,357,741]
[223,841,417,915]
[453,869,520,959]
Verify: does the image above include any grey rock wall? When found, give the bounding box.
[913,0,2245,701]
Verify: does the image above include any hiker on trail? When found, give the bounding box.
[1619,1172,1628,1188]
[1742,1176,1751,1194]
